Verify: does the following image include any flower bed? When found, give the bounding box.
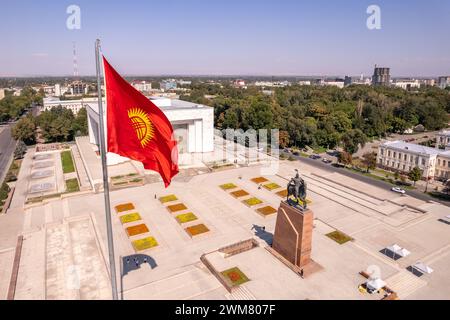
[276,189,288,197]
[126,224,149,237]
[219,183,238,190]
[185,223,209,237]
[159,194,178,203]
[221,267,249,286]
[132,236,158,251]
[251,177,268,184]
[326,230,353,244]
[115,203,135,213]
[119,212,142,224]
[263,182,281,191]
[175,212,198,224]
[242,197,263,207]
[167,203,188,213]
[256,206,277,216]
[230,189,249,198]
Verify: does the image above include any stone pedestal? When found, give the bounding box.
[272,201,313,268]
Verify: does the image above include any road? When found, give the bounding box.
[284,151,450,207]
[0,125,17,185]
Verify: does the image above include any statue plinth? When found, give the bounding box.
[272,201,313,268]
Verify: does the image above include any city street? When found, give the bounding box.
[0,125,17,185]
[283,151,450,207]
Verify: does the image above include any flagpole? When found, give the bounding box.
[95,39,119,300]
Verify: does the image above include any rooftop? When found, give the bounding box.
[48,96,210,112]
[437,130,450,137]
[381,140,442,156]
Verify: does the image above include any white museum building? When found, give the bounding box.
[86,96,214,166]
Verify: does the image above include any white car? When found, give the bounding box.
[391,187,406,194]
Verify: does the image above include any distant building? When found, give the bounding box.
[233,79,246,87]
[298,81,311,86]
[344,76,353,87]
[42,97,95,115]
[320,79,345,88]
[86,96,214,165]
[177,80,192,86]
[131,80,152,93]
[254,81,289,87]
[436,130,450,150]
[160,80,177,91]
[438,76,450,89]
[54,83,62,96]
[372,66,391,86]
[420,79,435,87]
[393,79,420,90]
[0,88,5,100]
[70,81,88,95]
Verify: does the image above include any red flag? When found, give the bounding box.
[103,57,178,187]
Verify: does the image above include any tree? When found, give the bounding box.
[443,180,450,195]
[361,152,377,173]
[394,171,400,181]
[341,129,367,154]
[408,167,422,186]
[0,182,11,201]
[71,107,88,136]
[14,140,27,159]
[338,151,353,167]
[278,130,290,149]
[12,116,36,145]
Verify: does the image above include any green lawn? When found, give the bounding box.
[65,178,80,193]
[313,146,327,154]
[61,151,75,173]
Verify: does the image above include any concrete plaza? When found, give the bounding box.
[1,159,450,300]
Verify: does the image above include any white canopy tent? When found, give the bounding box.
[412,262,434,275]
[366,278,386,291]
[385,244,411,259]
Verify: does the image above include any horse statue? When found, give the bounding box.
[287,169,308,210]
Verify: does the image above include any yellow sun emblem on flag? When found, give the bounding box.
[127,108,155,147]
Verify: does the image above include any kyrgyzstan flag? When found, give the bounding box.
[103,57,179,187]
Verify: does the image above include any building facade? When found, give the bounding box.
[41,97,99,115]
[378,140,450,181]
[160,80,177,91]
[436,130,450,150]
[131,81,152,93]
[393,79,420,90]
[438,76,450,89]
[372,66,391,86]
[86,96,214,166]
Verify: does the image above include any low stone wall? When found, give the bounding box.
[200,254,234,293]
[1,186,15,214]
[218,239,259,257]
[7,235,23,300]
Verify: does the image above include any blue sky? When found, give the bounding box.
[1,0,449,77]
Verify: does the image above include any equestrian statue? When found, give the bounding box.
[287,169,308,210]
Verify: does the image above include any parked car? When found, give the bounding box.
[322,158,332,164]
[391,187,406,194]
[309,154,321,160]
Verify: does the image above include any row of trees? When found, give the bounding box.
[12,106,88,145]
[182,84,450,154]
[0,87,44,122]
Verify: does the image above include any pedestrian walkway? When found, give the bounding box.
[70,145,91,191]
[14,215,111,300]
[385,270,427,299]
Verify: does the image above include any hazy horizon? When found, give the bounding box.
[1,0,450,77]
